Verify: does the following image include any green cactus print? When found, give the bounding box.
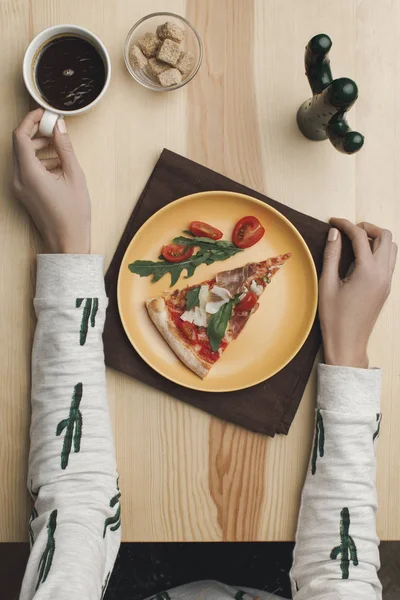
[330,507,359,579]
[28,506,38,547]
[35,509,57,591]
[373,413,382,442]
[76,297,99,345]
[151,594,171,600]
[101,571,111,600]
[56,383,83,470]
[103,482,122,538]
[235,592,246,600]
[311,409,325,475]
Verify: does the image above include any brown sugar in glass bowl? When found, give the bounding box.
[124,12,203,92]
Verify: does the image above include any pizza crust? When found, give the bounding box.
[146,297,210,379]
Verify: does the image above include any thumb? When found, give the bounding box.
[321,228,342,285]
[53,119,80,176]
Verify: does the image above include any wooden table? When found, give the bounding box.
[1,0,399,543]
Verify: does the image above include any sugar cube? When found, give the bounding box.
[176,51,194,75]
[137,32,161,58]
[147,58,170,76]
[158,68,183,87]
[157,21,185,44]
[157,39,181,66]
[130,45,148,70]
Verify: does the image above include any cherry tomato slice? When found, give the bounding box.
[162,244,194,263]
[178,319,198,343]
[236,291,258,312]
[232,216,265,248]
[189,221,223,240]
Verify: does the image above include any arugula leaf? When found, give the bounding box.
[172,236,241,252]
[129,235,244,286]
[207,300,233,352]
[129,250,212,287]
[233,294,242,305]
[182,229,195,237]
[186,287,201,310]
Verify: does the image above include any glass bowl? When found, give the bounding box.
[124,12,203,92]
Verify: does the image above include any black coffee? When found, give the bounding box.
[35,35,106,111]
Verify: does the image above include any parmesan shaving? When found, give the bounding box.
[206,285,232,315]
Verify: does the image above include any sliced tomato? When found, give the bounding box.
[177,319,198,343]
[189,221,223,240]
[232,216,265,248]
[236,291,258,312]
[162,244,194,263]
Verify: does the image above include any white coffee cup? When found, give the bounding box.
[23,24,111,136]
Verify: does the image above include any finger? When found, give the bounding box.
[14,108,44,137]
[50,167,63,179]
[12,137,21,181]
[389,242,398,276]
[32,137,52,151]
[30,123,39,139]
[52,119,81,177]
[320,228,343,287]
[12,109,44,171]
[40,157,61,171]
[357,221,392,257]
[330,217,371,262]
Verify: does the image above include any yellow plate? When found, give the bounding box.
[118,191,318,392]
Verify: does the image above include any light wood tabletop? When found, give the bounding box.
[1,0,399,543]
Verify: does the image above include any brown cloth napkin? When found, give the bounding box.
[104,149,353,436]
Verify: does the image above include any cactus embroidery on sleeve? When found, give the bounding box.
[56,383,83,470]
[76,297,99,345]
[311,408,325,474]
[35,509,57,591]
[330,507,359,579]
[28,506,38,547]
[151,594,171,600]
[103,482,121,538]
[373,413,382,442]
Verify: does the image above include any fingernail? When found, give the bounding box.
[57,119,67,134]
[328,228,339,242]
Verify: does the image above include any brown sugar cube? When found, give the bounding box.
[176,51,194,75]
[158,68,182,87]
[129,45,148,70]
[157,39,181,66]
[137,32,161,58]
[147,57,170,76]
[156,21,185,44]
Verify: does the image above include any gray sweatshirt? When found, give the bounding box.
[19,255,382,600]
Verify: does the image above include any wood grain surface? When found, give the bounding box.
[0,0,399,542]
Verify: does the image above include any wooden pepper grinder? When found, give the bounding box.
[297,34,364,154]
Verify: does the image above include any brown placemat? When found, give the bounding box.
[104,149,353,436]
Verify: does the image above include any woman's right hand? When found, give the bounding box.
[319,218,397,369]
[12,109,91,254]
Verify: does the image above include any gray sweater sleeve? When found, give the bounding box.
[291,364,382,600]
[19,255,121,600]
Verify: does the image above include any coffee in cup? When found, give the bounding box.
[34,35,106,111]
[23,25,111,136]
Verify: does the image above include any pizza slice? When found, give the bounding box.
[146,253,291,378]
